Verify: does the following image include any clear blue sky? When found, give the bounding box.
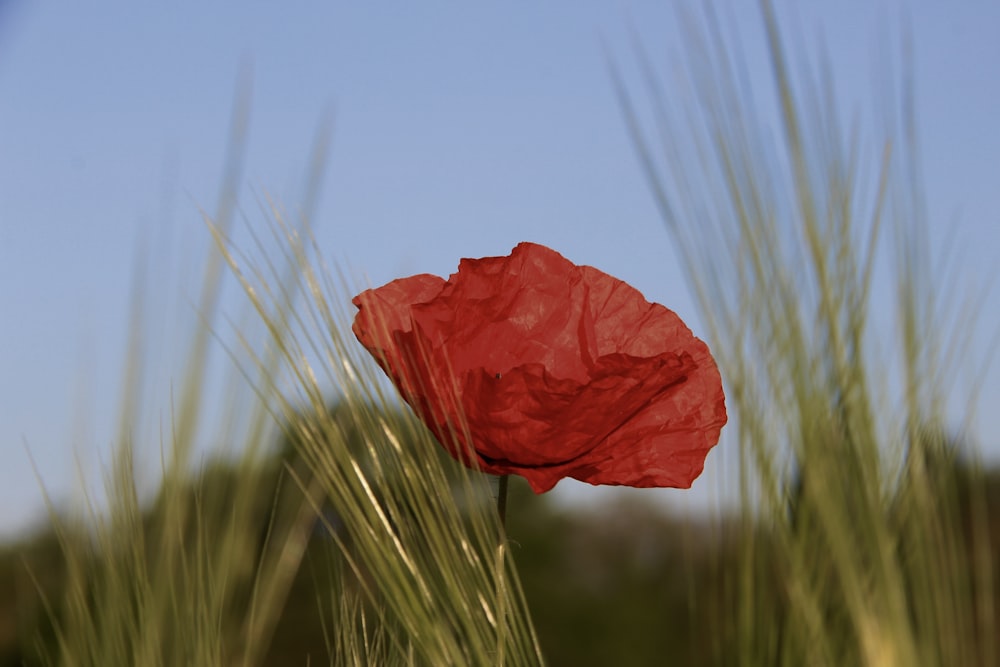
[1,2,997,539]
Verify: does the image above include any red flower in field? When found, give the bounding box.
[351,242,726,493]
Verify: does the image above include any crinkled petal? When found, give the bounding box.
[352,242,727,493]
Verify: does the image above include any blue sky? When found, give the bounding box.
[1,2,997,539]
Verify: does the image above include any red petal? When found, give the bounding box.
[352,242,727,493]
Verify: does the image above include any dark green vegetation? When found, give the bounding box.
[1,413,998,666]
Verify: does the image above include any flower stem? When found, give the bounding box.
[496,474,509,528]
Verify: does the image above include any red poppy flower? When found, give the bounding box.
[351,242,726,493]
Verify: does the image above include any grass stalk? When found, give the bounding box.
[617,2,993,664]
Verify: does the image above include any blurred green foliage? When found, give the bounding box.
[2,409,997,666]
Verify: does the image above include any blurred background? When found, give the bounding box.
[0,3,998,664]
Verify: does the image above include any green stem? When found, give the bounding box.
[494,474,510,666]
[496,474,509,528]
